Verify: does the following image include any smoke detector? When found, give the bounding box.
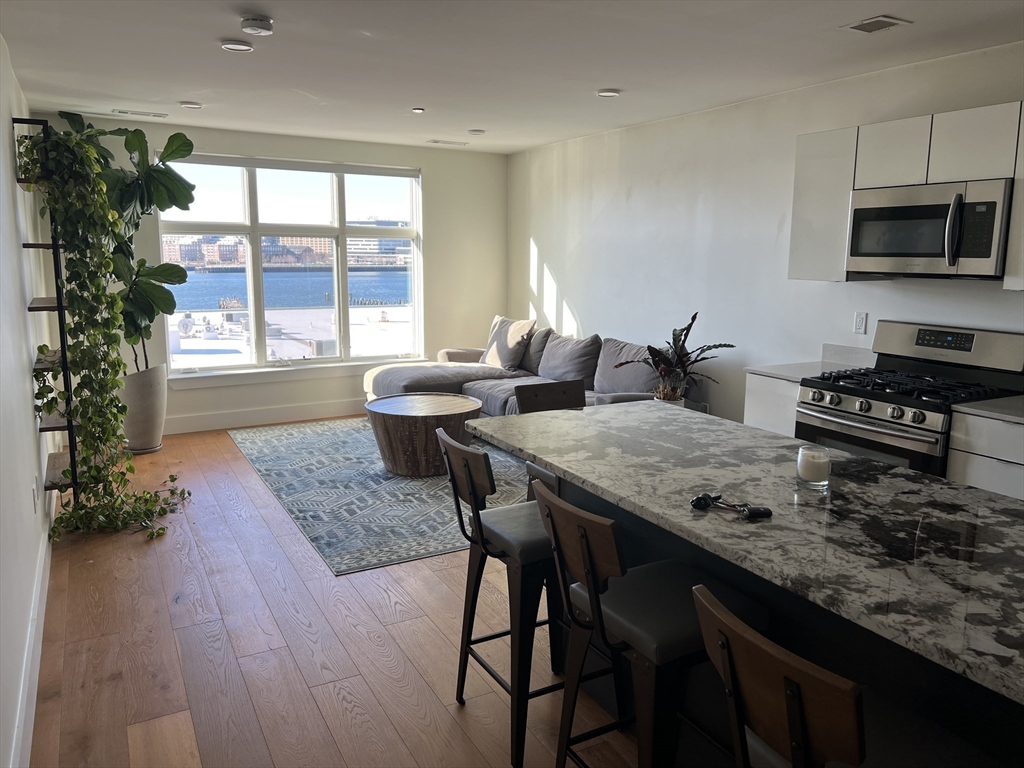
[841,15,912,33]
[242,15,274,36]
[111,109,168,119]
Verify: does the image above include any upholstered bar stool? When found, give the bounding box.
[436,428,567,768]
[692,585,1001,768]
[515,378,587,414]
[532,480,768,768]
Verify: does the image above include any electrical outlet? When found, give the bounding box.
[854,312,868,335]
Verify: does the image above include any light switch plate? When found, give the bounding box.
[854,312,868,335]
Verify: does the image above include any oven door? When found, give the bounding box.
[846,182,964,277]
[795,404,947,476]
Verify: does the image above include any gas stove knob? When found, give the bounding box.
[887,405,904,420]
[908,409,926,424]
[810,389,824,403]
[855,399,871,413]
[826,393,842,406]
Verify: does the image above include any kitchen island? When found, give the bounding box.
[467,400,1023,761]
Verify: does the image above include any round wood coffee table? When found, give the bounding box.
[364,392,483,477]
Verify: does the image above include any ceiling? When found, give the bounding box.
[2,1,1022,153]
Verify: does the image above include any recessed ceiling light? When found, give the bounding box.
[412,107,426,114]
[596,88,621,98]
[221,40,254,52]
[468,129,486,135]
[241,15,273,36]
[179,101,204,110]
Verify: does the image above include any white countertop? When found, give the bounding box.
[743,361,827,383]
[952,395,1024,425]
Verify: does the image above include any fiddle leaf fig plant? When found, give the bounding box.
[18,112,194,540]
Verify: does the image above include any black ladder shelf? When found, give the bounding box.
[14,117,79,500]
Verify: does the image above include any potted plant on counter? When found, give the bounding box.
[615,312,735,409]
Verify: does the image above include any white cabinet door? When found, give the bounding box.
[743,374,799,437]
[928,102,1021,184]
[946,449,1024,500]
[788,127,857,282]
[950,413,1024,465]
[854,115,931,189]
[1004,107,1024,291]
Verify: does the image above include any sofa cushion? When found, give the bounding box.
[364,363,530,399]
[464,376,555,417]
[479,316,536,370]
[537,333,603,390]
[594,337,661,395]
[520,327,552,375]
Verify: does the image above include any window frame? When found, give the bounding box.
[159,155,422,374]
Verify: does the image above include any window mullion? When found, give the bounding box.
[337,174,351,360]
[246,168,268,367]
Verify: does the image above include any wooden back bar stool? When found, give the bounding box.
[436,429,567,768]
[692,585,1002,768]
[515,379,587,414]
[533,480,768,768]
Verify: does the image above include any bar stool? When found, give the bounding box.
[436,429,567,768]
[532,480,768,768]
[691,585,1001,768]
[515,378,587,414]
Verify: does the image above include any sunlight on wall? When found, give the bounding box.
[543,264,558,328]
[561,300,578,338]
[529,238,538,295]
[529,303,537,321]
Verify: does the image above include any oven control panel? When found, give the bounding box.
[797,387,949,434]
[915,328,976,353]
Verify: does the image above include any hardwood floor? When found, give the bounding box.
[29,426,637,768]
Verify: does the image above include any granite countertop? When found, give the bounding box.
[743,361,828,383]
[467,401,1024,704]
[952,395,1024,426]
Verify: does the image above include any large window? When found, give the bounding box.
[159,160,420,372]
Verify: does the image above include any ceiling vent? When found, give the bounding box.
[111,108,169,119]
[842,15,912,33]
[427,139,469,146]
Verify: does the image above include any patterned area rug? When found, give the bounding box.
[229,418,527,575]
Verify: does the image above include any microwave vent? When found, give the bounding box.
[111,109,169,119]
[841,15,912,34]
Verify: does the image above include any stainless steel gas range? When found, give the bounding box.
[795,320,1024,477]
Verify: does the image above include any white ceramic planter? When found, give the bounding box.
[122,363,167,454]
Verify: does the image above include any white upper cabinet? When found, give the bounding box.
[1004,110,1024,291]
[788,127,858,282]
[854,115,932,189]
[928,102,1022,184]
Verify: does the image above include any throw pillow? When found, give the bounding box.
[520,327,552,375]
[537,332,603,390]
[593,337,661,395]
[479,315,536,370]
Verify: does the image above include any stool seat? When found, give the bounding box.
[570,561,768,665]
[477,501,552,564]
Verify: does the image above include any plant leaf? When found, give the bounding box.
[123,129,150,170]
[58,111,85,133]
[158,133,194,162]
[136,281,177,315]
[142,262,188,285]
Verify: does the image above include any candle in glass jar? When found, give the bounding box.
[797,445,830,489]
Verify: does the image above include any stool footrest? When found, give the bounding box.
[468,617,552,647]
[466,645,568,699]
[527,665,611,700]
[567,716,634,747]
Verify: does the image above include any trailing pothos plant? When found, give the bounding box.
[18,112,195,539]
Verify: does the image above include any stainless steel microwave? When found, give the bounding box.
[845,179,1013,278]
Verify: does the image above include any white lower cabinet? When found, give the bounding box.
[947,412,1024,499]
[946,449,1024,500]
[743,374,799,437]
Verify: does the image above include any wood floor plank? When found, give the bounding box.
[113,531,189,725]
[311,676,418,768]
[64,532,119,643]
[388,615,492,705]
[232,526,357,686]
[30,545,68,768]
[156,514,221,630]
[278,532,337,582]
[126,710,202,768]
[161,435,219,511]
[59,633,129,768]
[187,506,287,657]
[348,568,426,625]
[307,576,491,768]
[223,451,300,537]
[446,692,556,768]
[238,648,348,768]
[423,550,469,571]
[174,621,273,768]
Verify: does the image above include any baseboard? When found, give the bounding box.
[164,397,368,434]
[9,494,54,768]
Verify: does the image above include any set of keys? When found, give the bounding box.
[689,493,773,520]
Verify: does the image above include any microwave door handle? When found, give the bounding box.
[944,192,963,267]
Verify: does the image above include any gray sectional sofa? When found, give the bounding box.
[363,325,663,417]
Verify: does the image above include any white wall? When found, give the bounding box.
[509,42,1024,423]
[37,115,509,432]
[0,35,56,768]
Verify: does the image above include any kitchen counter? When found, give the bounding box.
[953,395,1024,425]
[742,361,826,382]
[467,401,1024,705]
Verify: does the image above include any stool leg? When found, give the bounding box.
[508,560,545,768]
[544,565,566,676]
[556,619,593,768]
[631,658,681,768]
[456,542,487,706]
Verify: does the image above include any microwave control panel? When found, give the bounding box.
[959,202,997,259]
[915,328,976,352]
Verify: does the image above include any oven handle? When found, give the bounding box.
[944,192,963,268]
[796,406,941,445]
